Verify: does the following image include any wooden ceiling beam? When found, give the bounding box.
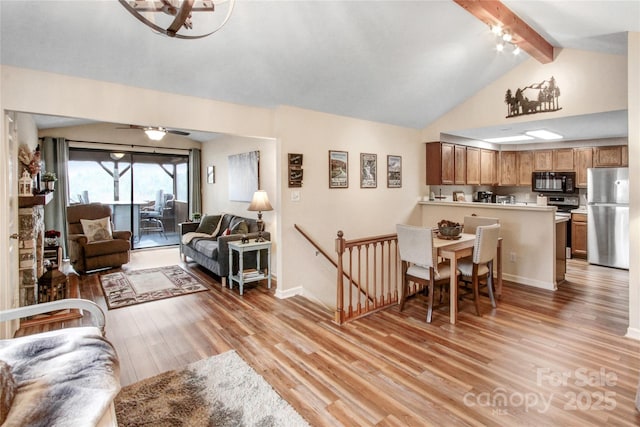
[453,0,555,64]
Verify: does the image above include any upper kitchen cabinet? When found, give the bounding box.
[480,149,497,185]
[553,149,575,171]
[534,150,553,171]
[593,145,627,167]
[499,151,518,186]
[466,147,481,185]
[454,145,466,185]
[425,142,455,185]
[517,151,534,187]
[575,147,593,188]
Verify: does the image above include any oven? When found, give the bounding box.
[547,195,579,258]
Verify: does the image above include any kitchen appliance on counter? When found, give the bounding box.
[587,167,629,269]
[474,191,493,203]
[493,195,516,204]
[532,171,577,194]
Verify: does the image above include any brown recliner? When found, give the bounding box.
[67,203,132,273]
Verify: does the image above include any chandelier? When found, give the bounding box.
[491,25,521,56]
[119,0,235,39]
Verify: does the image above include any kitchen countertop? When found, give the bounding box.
[571,207,588,214]
[419,200,557,213]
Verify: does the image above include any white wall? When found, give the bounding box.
[422,49,628,141]
[274,106,422,307]
[627,32,640,339]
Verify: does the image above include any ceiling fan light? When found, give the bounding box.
[144,128,167,141]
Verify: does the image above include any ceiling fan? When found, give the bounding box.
[117,125,190,141]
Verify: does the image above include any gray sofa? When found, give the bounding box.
[179,213,270,284]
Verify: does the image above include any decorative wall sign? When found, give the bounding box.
[228,151,259,202]
[360,153,377,188]
[288,153,303,187]
[387,155,402,188]
[329,150,348,188]
[504,76,562,118]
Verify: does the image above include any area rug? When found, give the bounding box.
[99,265,209,309]
[114,350,310,427]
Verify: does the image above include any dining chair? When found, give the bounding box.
[456,223,501,316]
[396,224,454,323]
[462,215,499,234]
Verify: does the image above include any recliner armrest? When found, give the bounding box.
[112,230,132,241]
[68,233,88,245]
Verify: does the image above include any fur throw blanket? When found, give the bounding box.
[181,232,213,245]
[0,326,120,427]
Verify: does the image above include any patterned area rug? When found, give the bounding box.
[99,265,208,309]
[114,350,309,427]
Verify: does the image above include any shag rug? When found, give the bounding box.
[99,265,208,309]
[114,350,309,427]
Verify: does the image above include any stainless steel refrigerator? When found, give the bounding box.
[587,167,629,269]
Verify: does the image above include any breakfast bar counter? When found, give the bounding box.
[420,201,564,290]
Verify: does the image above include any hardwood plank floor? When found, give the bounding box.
[17,248,640,426]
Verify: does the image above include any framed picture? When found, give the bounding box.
[207,165,215,184]
[453,191,466,202]
[329,150,348,188]
[360,153,377,188]
[387,155,402,188]
[288,166,303,187]
[228,151,260,202]
[288,153,303,166]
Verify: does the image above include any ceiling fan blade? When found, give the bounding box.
[167,129,190,136]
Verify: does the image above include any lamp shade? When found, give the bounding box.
[247,190,273,212]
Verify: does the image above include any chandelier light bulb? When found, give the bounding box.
[502,33,512,42]
[491,25,503,36]
[496,42,505,52]
[513,46,521,55]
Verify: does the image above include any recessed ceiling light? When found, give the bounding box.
[525,130,563,140]
[484,135,535,143]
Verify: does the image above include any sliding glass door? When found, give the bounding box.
[68,149,189,249]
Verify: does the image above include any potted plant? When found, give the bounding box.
[42,171,57,191]
[191,212,202,222]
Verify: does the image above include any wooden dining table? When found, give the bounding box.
[433,233,503,324]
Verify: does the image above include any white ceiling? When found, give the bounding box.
[1,1,639,142]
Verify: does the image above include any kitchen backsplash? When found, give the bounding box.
[428,185,587,206]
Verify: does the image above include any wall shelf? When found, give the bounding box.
[19,192,53,208]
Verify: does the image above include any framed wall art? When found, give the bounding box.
[207,165,215,184]
[328,150,348,188]
[288,153,303,187]
[228,150,259,202]
[387,155,402,188]
[288,153,303,166]
[360,153,377,188]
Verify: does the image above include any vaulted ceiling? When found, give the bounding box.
[1,1,638,140]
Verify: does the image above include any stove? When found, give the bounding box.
[545,195,579,213]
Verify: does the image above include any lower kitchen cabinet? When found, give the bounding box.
[571,213,588,258]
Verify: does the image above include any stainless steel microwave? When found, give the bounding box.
[532,171,577,193]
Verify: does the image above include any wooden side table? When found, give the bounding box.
[228,240,272,295]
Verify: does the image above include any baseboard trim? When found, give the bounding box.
[502,273,557,291]
[626,327,640,341]
[275,286,304,299]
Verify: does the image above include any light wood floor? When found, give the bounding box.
[19,248,640,426]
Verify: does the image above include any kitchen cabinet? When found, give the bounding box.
[499,151,518,186]
[571,213,588,259]
[575,147,593,188]
[534,150,553,171]
[466,147,481,185]
[553,149,575,171]
[622,145,628,166]
[480,149,496,185]
[425,142,455,185]
[593,145,624,167]
[517,151,534,187]
[454,145,466,184]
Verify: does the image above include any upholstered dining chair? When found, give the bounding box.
[456,223,501,316]
[396,224,455,323]
[462,215,500,235]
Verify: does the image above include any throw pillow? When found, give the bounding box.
[0,360,15,424]
[195,214,222,236]
[221,228,231,236]
[80,217,113,243]
[229,218,249,235]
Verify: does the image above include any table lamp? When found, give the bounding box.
[247,190,273,242]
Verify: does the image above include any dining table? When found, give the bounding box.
[433,232,503,324]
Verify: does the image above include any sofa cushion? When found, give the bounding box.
[230,217,249,235]
[80,217,113,243]
[192,239,219,260]
[195,214,222,236]
[0,360,15,424]
[83,238,131,257]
